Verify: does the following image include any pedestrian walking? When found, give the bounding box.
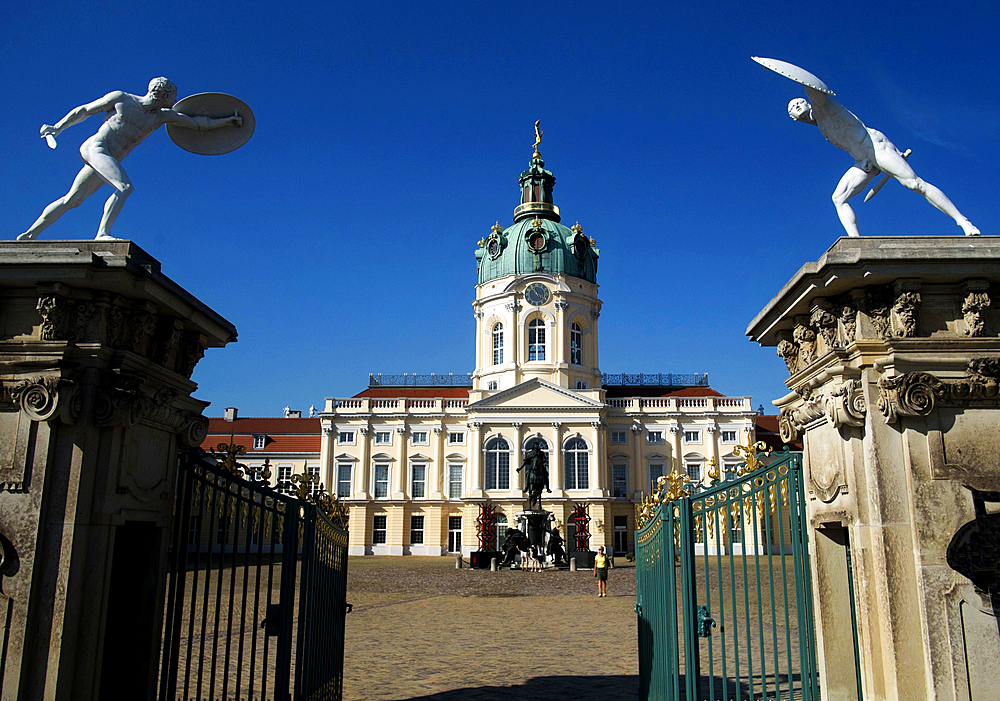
[594,546,611,597]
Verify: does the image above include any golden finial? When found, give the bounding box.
[532,120,543,158]
[491,221,503,235]
[531,216,543,233]
[733,439,772,477]
[477,238,486,247]
[571,221,583,235]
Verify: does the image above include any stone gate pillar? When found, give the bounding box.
[748,236,1000,701]
[0,241,236,700]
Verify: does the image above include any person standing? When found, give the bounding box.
[594,546,611,597]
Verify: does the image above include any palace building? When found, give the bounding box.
[203,136,764,557]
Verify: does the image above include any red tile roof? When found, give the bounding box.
[202,417,322,453]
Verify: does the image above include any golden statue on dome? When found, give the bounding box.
[532,119,543,158]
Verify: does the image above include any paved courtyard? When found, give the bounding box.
[343,556,639,700]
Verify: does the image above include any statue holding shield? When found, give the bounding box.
[18,77,254,241]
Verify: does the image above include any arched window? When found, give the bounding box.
[484,436,510,490]
[570,322,582,365]
[564,437,589,490]
[492,323,503,365]
[528,318,546,361]
[496,513,508,548]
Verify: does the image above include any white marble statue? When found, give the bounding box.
[18,78,242,241]
[755,58,979,237]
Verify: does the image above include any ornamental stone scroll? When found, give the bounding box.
[4,376,81,424]
[876,359,1000,424]
[778,379,866,442]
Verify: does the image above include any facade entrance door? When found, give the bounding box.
[448,516,462,552]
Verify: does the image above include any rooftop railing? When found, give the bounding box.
[369,373,473,387]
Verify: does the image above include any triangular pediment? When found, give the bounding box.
[467,377,604,413]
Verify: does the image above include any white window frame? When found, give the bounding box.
[648,463,666,491]
[277,465,293,494]
[374,431,392,446]
[612,463,629,498]
[721,430,738,443]
[686,462,702,482]
[374,463,390,499]
[410,431,428,445]
[447,516,462,553]
[448,463,463,499]
[610,430,627,445]
[484,436,511,491]
[307,465,320,495]
[575,379,589,390]
[373,515,387,545]
[410,515,424,545]
[564,437,590,490]
[338,430,356,445]
[646,430,664,444]
[487,380,498,391]
[684,430,701,444]
[492,322,503,365]
[448,432,465,446]
[410,463,427,498]
[528,318,546,361]
[336,463,352,498]
[570,322,582,365]
[252,434,266,450]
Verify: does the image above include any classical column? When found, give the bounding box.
[550,421,564,493]
[467,421,484,497]
[358,426,371,499]
[555,299,568,367]
[591,420,606,494]
[393,426,407,499]
[707,423,720,483]
[319,422,335,490]
[670,425,682,472]
[473,309,484,376]
[511,421,523,495]
[630,424,644,500]
[506,301,521,383]
[430,425,444,499]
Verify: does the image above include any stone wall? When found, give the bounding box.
[748,236,1000,701]
[0,241,235,700]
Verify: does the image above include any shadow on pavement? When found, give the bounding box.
[387,674,638,700]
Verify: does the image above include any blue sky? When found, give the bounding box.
[3,1,997,417]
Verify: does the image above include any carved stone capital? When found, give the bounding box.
[511,421,523,430]
[554,300,569,311]
[322,424,334,436]
[6,375,80,424]
[505,302,521,313]
[776,330,799,375]
[892,291,921,338]
[37,295,95,343]
[551,421,562,430]
[877,360,1000,424]
[778,379,866,442]
[810,298,839,351]
[792,316,816,368]
[468,421,483,431]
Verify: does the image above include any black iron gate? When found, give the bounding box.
[159,450,349,701]
[635,445,818,701]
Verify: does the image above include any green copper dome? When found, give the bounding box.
[476,151,599,285]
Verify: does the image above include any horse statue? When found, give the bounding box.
[517,440,551,510]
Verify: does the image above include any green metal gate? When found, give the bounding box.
[635,445,818,701]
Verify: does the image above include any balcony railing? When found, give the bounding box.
[369,373,472,387]
[602,372,709,387]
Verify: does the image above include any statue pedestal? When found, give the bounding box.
[0,241,236,700]
[748,236,1000,701]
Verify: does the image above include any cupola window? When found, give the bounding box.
[492,323,503,365]
[570,323,582,365]
[528,319,546,361]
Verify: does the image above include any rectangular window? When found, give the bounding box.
[411,464,426,498]
[373,515,387,545]
[338,430,355,445]
[493,324,504,365]
[253,434,266,450]
[648,463,665,491]
[487,380,498,391]
[610,431,627,445]
[646,430,664,444]
[375,431,391,446]
[410,515,424,545]
[411,431,428,445]
[684,430,700,443]
[485,450,510,491]
[565,450,589,490]
[724,462,741,481]
[448,432,464,445]
[448,516,462,552]
[374,463,389,498]
[570,324,582,365]
[575,379,589,390]
[528,320,546,361]
[612,464,628,498]
[307,466,320,495]
[721,430,738,443]
[448,464,463,498]
[686,462,702,482]
[337,463,352,498]
[188,515,201,546]
[277,465,292,494]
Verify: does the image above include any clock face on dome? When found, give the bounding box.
[524,282,550,306]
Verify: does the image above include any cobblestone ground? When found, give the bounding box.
[343,556,639,701]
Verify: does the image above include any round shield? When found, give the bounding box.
[166,93,256,155]
[752,57,835,95]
